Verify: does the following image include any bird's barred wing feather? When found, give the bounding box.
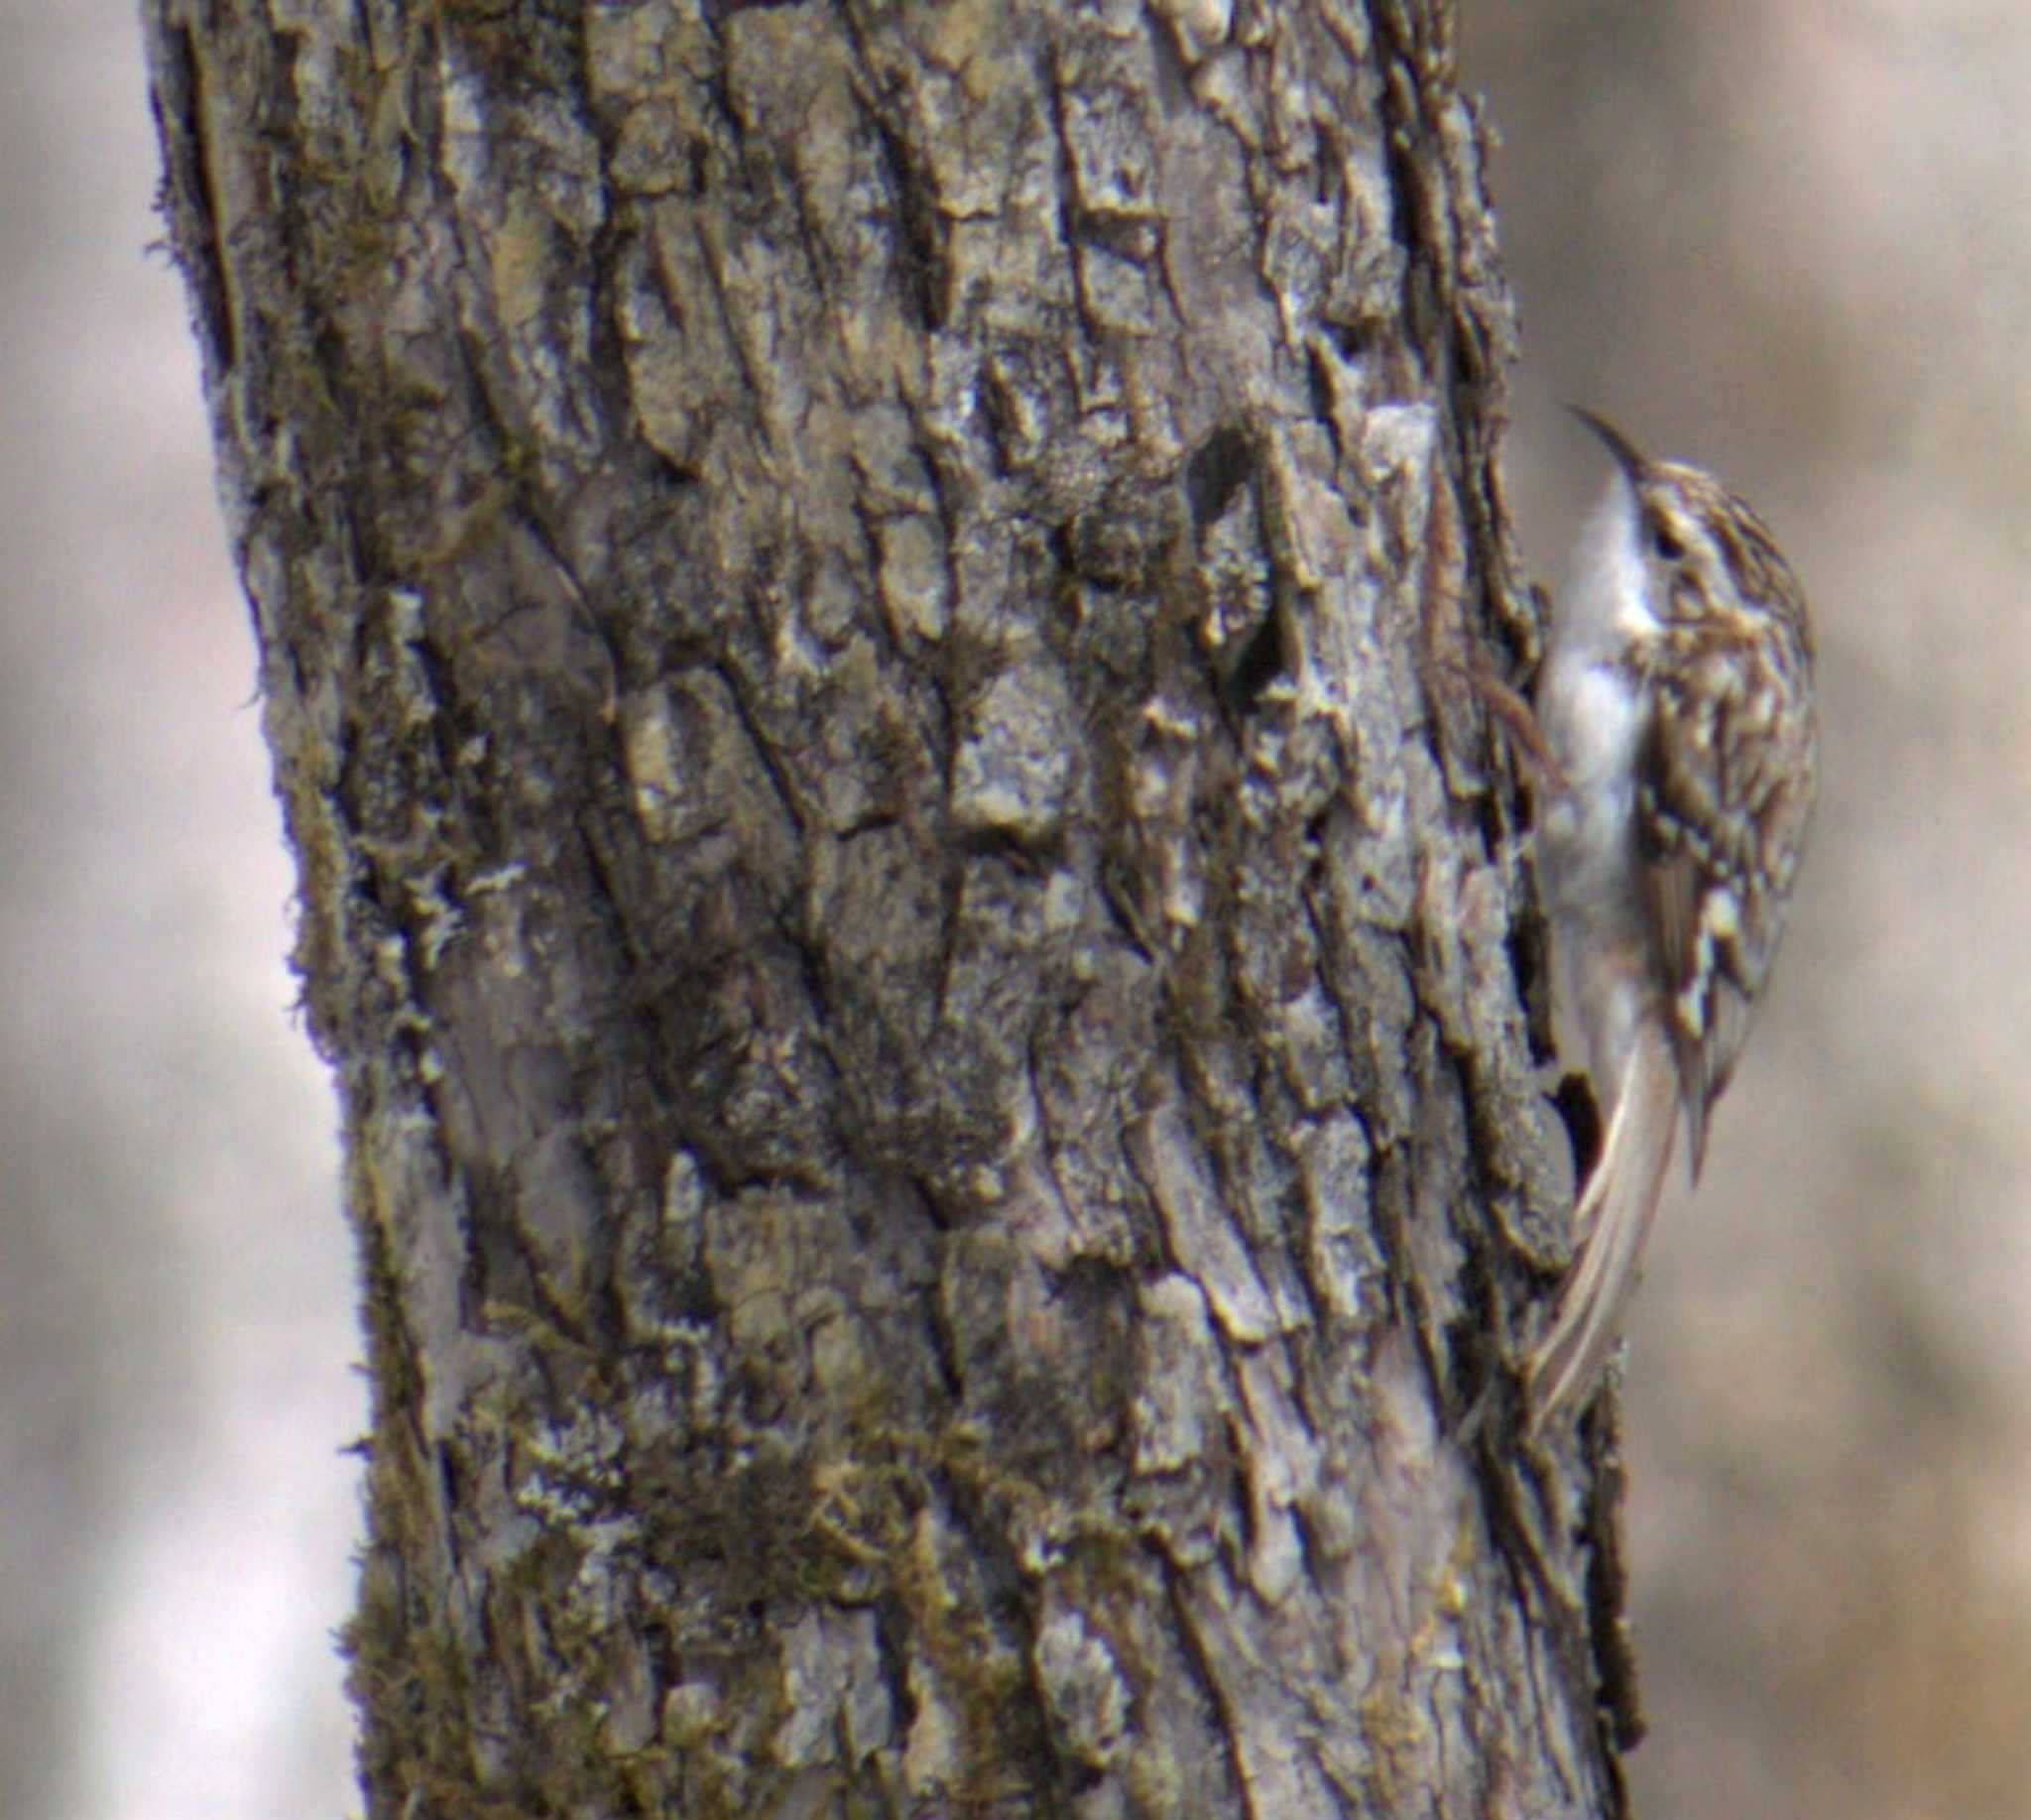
[1638,633,1818,1175]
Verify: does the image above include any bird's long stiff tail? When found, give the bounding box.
[1526,1022,1681,1433]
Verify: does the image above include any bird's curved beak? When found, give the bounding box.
[1568,406,1650,484]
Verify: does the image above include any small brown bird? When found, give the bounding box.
[1524,411,1820,1431]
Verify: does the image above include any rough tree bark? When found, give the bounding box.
[144,1,1637,1813]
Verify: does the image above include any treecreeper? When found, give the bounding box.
[1523,410,1821,1431]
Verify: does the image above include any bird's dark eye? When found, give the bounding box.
[1650,523,1685,562]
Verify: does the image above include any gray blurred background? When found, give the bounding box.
[1470,3,2031,1815]
[0,6,358,1817]
[4,3,2026,1816]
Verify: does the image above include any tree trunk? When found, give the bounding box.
[143,0,1633,1812]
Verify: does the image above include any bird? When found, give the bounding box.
[1521,409,1820,1432]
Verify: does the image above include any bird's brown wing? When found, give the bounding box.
[1638,631,1819,1176]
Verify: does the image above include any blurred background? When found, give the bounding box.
[3,2,2026,1816]
[0,6,359,1817]
[1467,3,2031,1816]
